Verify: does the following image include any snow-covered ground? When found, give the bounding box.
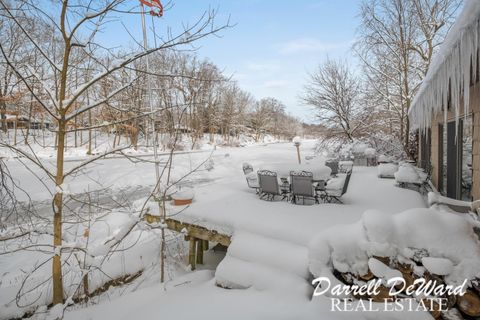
[2,139,432,320]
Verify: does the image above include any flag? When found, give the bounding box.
[140,0,163,17]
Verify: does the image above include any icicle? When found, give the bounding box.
[409,1,480,132]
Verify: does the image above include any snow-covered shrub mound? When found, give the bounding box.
[394,164,427,184]
[352,143,369,154]
[309,208,480,292]
[364,148,376,156]
[377,163,398,178]
[377,154,393,163]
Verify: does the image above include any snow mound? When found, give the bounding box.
[215,230,311,296]
[172,188,195,200]
[309,208,480,291]
[364,148,376,156]
[377,163,398,178]
[394,164,427,184]
[421,257,453,276]
[377,154,393,163]
[368,257,402,283]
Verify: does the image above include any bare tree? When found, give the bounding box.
[301,59,369,142]
[355,0,461,156]
[0,0,229,306]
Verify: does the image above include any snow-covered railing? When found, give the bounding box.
[428,192,480,214]
[409,0,480,130]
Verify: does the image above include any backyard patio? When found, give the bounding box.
[64,140,432,320]
[160,140,426,293]
[168,141,425,243]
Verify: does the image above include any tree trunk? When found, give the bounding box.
[87,110,92,155]
[52,119,66,305]
[0,95,6,133]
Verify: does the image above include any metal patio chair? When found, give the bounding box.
[242,163,259,193]
[325,160,339,176]
[324,170,352,204]
[290,171,317,204]
[257,170,281,201]
[242,163,254,175]
[314,180,327,203]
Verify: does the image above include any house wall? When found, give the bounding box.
[473,90,480,200]
[424,84,480,200]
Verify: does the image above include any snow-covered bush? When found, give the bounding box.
[377,163,398,178]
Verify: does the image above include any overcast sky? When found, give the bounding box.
[100,0,360,122]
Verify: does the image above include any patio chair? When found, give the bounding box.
[242,163,254,175]
[366,156,377,167]
[290,171,317,204]
[339,161,353,173]
[257,170,281,201]
[314,180,327,202]
[324,170,352,204]
[242,163,259,193]
[325,160,339,176]
[279,177,291,201]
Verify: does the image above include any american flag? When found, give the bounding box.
[139,0,163,17]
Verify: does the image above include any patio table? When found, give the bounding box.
[259,163,332,181]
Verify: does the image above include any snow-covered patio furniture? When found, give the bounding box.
[377,154,393,163]
[279,177,291,201]
[245,172,260,193]
[242,163,259,193]
[394,163,428,193]
[325,160,339,176]
[428,192,480,214]
[377,162,398,179]
[338,160,353,173]
[290,171,317,205]
[322,170,352,204]
[257,170,281,201]
[242,162,254,175]
[259,163,331,181]
[364,148,377,166]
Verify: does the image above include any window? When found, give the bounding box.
[462,115,473,200]
[439,117,473,200]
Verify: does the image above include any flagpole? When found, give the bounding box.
[140,4,161,195]
[141,3,167,283]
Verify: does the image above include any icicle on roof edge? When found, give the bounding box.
[409,0,480,131]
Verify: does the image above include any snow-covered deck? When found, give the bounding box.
[171,152,426,248]
[161,141,426,294]
[64,141,429,320]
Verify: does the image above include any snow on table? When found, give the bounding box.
[259,163,332,181]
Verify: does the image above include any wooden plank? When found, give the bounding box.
[189,238,196,270]
[165,218,231,246]
[196,239,204,264]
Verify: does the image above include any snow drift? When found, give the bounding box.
[309,208,480,296]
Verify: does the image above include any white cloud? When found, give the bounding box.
[279,38,349,54]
